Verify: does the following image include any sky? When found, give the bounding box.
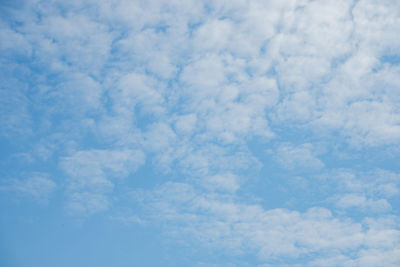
[0,0,400,266]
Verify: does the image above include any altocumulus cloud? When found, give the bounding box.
[1,0,400,266]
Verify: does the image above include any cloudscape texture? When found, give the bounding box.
[1,0,400,266]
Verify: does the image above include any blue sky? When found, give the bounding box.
[1,0,400,266]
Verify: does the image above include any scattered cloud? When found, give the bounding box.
[334,194,391,212]
[271,143,324,170]
[0,174,56,203]
[135,181,400,265]
[61,149,145,215]
[1,0,400,265]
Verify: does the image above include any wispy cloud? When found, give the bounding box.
[0,174,56,203]
[61,149,145,215]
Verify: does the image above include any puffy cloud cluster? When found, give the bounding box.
[137,181,400,266]
[61,149,145,215]
[1,0,400,265]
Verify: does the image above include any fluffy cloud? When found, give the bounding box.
[61,149,145,215]
[335,194,391,212]
[135,181,400,265]
[1,0,400,265]
[271,143,324,170]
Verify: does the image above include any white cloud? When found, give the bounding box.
[0,87,32,138]
[263,0,400,146]
[136,181,400,265]
[67,191,110,216]
[178,53,277,143]
[61,149,145,181]
[0,174,56,203]
[201,173,241,193]
[2,0,399,150]
[2,1,400,265]
[329,169,400,200]
[174,113,197,136]
[110,215,144,225]
[114,72,165,116]
[192,19,234,53]
[272,143,324,170]
[31,12,113,74]
[42,72,103,114]
[0,26,31,57]
[61,149,145,215]
[335,194,391,212]
[178,144,261,177]
[313,169,400,216]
